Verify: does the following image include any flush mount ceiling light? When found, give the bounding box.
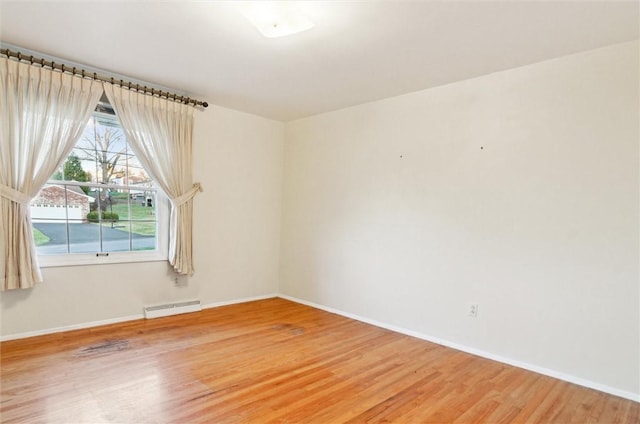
[237,1,315,38]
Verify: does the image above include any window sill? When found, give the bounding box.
[38,251,167,268]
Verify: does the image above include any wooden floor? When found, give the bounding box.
[1,298,638,423]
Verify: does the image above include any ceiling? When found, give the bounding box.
[1,1,638,122]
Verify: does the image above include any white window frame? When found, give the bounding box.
[37,193,169,268]
[35,109,170,268]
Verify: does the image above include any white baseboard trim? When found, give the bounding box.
[0,314,144,342]
[201,293,278,310]
[277,294,640,403]
[0,293,279,343]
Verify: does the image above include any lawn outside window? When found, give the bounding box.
[32,103,168,267]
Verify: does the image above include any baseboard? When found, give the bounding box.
[0,314,144,342]
[0,293,278,343]
[201,293,278,310]
[277,294,640,403]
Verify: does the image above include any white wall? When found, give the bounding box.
[280,41,639,397]
[0,105,284,337]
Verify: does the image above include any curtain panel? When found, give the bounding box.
[103,84,199,275]
[0,57,103,290]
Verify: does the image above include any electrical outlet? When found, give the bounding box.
[469,304,478,318]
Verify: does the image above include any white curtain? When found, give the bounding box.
[0,57,103,290]
[103,84,199,275]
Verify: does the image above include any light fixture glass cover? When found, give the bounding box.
[238,1,315,38]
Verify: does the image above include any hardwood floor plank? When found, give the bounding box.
[1,298,638,423]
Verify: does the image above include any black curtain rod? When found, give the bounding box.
[1,48,208,108]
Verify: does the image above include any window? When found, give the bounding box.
[32,100,168,267]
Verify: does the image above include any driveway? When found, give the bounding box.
[34,223,155,253]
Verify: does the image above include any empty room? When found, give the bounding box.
[0,1,638,423]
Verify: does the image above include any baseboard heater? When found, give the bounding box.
[144,300,202,319]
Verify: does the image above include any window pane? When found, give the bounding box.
[130,189,157,251]
[33,221,69,255]
[81,115,127,185]
[109,191,130,221]
[132,215,157,252]
[69,219,101,254]
[101,220,131,253]
[31,183,96,254]
[31,106,160,258]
